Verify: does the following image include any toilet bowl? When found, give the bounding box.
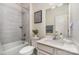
[19,46,35,55]
[19,37,39,55]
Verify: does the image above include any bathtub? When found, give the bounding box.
[3,40,28,55]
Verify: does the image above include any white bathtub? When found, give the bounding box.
[3,40,28,55]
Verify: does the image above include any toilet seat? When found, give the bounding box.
[19,46,35,55]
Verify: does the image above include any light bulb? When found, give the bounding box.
[57,3,63,7]
[51,6,56,9]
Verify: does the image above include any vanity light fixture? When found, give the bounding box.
[49,3,63,9]
[49,3,56,9]
[51,6,56,9]
[57,3,63,7]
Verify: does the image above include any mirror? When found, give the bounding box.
[46,3,69,38]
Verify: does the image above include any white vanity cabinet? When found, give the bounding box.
[55,48,74,55]
[37,43,55,55]
[37,43,76,55]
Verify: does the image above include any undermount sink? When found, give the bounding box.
[44,38,64,46]
[63,38,73,43]
[53,39,73,45]
[45,37,73,45]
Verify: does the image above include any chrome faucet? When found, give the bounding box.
[53,31,58,40]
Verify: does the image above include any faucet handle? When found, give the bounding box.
[59,33,63,40]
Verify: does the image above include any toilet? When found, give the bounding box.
[19,46,35,55]
[19,37,39,55]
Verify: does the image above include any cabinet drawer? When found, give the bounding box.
[37,49,50,55]
[37,43,54,54]
[55,49,74,55]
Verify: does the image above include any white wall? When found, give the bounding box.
[32,3,52,38]
[29,3,33,43]
[70,3,79,45]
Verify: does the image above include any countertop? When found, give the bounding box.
[37,37,79,54]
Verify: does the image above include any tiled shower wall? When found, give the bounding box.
[0,4,22,44]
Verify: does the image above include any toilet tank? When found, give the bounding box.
[31,37,39,47]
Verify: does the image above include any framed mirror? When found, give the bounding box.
[46,3,69,38]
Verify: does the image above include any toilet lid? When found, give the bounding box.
[19,46,35,54]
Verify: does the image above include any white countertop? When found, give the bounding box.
[37,38,79,54]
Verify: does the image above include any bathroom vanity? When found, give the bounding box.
[37,38,79,55]
[35,3,78,55]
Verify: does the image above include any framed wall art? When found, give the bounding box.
[34,10,42,23]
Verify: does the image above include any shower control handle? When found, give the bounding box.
[19,26,23,29]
